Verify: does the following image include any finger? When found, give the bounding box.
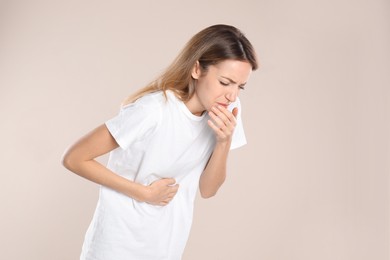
[208,119,227,139]
[170,184,179,191]
[216,105,236,122]
[213,106,237,128]
[232,107,238,118]
[162,178,176,186]
[211,106,229,125]
[168,188,179,197]
[166,195,175,201]
[208,111,226,130]
[162,197,173,205]
[208,110,235,136]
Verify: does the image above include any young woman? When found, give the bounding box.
[62,24,258,260]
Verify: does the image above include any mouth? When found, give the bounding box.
[216,102,229,108]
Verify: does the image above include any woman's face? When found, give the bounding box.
[188,59,252,116]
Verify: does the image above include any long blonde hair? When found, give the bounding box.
[122,24,258,106]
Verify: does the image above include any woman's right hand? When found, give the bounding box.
[142,178,179,206]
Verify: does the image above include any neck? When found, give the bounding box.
[184,94,205,116]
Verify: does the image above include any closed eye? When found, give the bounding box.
[220,81,229,86]
[221,76,247,90]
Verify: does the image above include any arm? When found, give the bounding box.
[61,124,178,206]
[199,106,238,198]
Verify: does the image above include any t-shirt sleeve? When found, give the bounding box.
[105,98,161,150]
[229,97,247,150]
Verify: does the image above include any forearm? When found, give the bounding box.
[63,157,146,201]
[62,124,179,206]
[199,141,231,198]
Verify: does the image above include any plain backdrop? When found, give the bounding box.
[0,0,389,259]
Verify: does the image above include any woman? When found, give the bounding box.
[62,24,258,260]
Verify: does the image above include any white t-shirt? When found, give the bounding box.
[80,90,246,260]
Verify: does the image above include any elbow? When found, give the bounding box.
[200,190,217,199]
[199,187,218,199]
[61,149,76,172]
[199,177,226,199]
[61,152,71,170]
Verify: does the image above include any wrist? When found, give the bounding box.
[215,138,232,149]
[127,182,149,202]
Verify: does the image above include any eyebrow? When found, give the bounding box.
[221,76,247,86]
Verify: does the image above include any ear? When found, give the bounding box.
[191,61,201,80]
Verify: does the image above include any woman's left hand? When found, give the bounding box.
[207,105,238,144]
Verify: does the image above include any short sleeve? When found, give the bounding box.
[229,97,247,150]
[105,97,161,150]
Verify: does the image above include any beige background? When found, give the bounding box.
[0,0,389,259]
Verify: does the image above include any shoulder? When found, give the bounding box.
[122,91,166,111]
[114,91,167,129]
[106,91,166,149]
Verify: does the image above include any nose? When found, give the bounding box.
[225,88,238,103]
